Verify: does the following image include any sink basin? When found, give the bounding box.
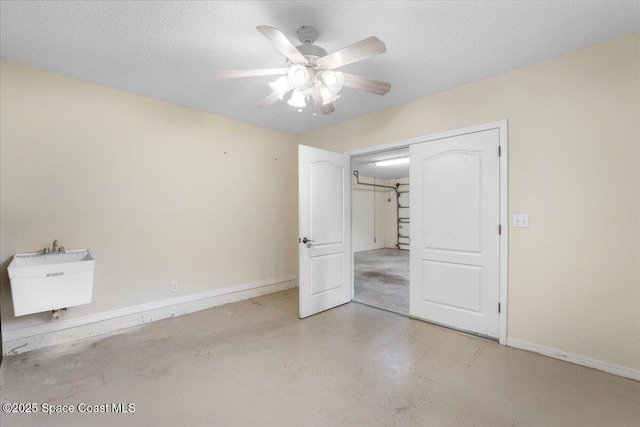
[8,249,95,316]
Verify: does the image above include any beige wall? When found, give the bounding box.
[0,62,298,332]
[299,33,640,370]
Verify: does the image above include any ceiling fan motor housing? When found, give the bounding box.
[295,26,327,60]
[296,43,328,59]
[297,26,318,44]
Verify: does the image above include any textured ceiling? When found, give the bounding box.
[1,1,638,135]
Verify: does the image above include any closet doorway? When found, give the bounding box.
[351,148,410,315]
[299,121,507,342]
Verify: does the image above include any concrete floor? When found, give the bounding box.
[1,289,639,427]
[354,248,409,314]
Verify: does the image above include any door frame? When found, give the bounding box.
[347,120,508,345]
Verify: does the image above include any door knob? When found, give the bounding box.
[302,237,314,244]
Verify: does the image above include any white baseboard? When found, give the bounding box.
[507,338,639,381]
[3,275,297,356]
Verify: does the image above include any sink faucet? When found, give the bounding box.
[43,240,65,254]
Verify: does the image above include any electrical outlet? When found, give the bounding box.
[513,214,529,228]
[170,281,179,293]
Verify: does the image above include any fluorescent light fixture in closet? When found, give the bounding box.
[374,157,410,167]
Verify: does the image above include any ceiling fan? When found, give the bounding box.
[216,26,391,115]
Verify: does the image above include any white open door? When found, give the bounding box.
[299,145,351,318]
[410,129,501,338]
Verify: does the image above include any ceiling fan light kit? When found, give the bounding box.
[269,75,290,100]
[216,25,391,115]
[287,90,307,109]
[288,64,312,90]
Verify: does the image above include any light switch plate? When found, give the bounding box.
[513,214,529,228]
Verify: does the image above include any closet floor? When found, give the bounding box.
[353,248,409,315]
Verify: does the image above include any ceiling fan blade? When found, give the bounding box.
[256,26,309,65]
[317,36,386,70]
[216,68,289,79]
[342,73,391,95]
[256,92,280,109]
[311,87,335,115]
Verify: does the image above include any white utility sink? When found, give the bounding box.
[8,250,95,316]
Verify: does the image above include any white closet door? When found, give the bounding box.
[410,129,501,337]
[299,145,351,318]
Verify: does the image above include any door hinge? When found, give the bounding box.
[498,146,502,156]
[498,224,502,235]
[498,303,501,313]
